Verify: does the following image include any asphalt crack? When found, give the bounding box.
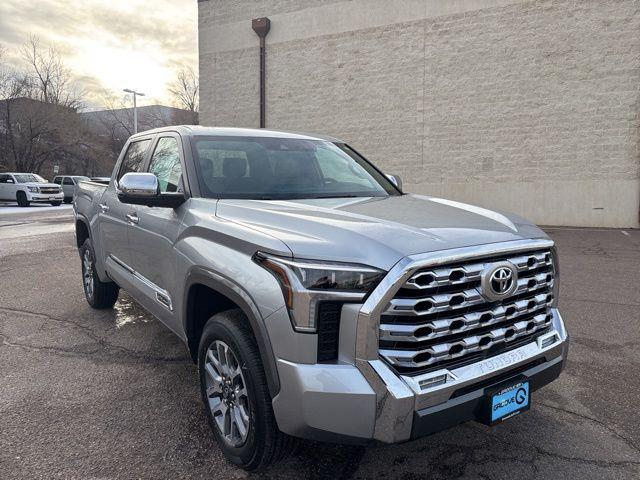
[467,422,640,470]
[539,402,640,456]
[0,306,189,365]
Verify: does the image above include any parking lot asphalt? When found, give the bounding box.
[0,207,639,480]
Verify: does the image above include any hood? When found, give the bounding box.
[216,194,549,270]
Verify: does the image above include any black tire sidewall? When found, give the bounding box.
[17,192,29,207]
[198,314,266,467]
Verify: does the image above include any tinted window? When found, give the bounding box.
[0,175,11,183]
[117,139,151,182]
[53,177,62,184]
[192,136,399,200]
[148,137,183,193]
[63,177,74,185]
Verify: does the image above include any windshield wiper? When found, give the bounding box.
[310,194,366,199]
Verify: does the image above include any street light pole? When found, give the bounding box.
[123,88,146,134]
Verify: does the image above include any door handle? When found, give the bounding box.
[99,203,110,213]
[126,213,139,224]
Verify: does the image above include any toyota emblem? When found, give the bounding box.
[481,262,518,301]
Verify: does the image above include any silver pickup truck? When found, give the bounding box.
[74,126,568,470]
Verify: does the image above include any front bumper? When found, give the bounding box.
[26,192,64,202]
[270,239,567,444]
[272,308,568,444]
[411,347,565,438]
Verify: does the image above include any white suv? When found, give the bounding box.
[0,173,64,207]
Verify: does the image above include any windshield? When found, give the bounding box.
[34,174,48,183]
[74,176,90,182]
[192,136,400,200]
[14,174,40,183]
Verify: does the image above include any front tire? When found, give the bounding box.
[16,191,30,207]
[50,201,62,206]
[63,196,73,204]
[80,238,119,309]
[198,310,296,471]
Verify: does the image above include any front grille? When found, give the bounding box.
[39,187,60,194]
[379,249,555,375]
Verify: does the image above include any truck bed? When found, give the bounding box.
[74,180,107,218]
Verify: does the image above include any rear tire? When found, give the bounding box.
[63,197,73,204]
[80,238,119,309]
[50,201,62,206]
[16,191,30,207]
[198,309,296,471]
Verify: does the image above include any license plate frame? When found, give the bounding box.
[488,380,530,425]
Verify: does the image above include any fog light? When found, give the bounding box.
[418,373,448,390]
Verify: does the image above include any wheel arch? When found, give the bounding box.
[75,216,91,248]
[183,268,280,398]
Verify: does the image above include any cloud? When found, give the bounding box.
[0,0,197,108]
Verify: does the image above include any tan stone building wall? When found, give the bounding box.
[198,0,640,227]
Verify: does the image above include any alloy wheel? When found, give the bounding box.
[204,340,250,447]
[82,249,94,299]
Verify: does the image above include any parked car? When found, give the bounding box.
[52,175,91,203]
[0,172,64,207]
[74,126,568,470]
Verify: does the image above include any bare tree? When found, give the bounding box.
[20,35,83,109]
[1,40,113,177]
[168,65,199,112]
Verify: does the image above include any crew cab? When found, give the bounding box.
[73,126,568,470]
[0,172,64,207]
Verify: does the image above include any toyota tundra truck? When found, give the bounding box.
[73,126,568,470]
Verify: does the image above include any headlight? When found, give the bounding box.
[27,186,39,193]
[255,252,385,332]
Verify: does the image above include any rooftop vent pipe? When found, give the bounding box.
[252,17,271,128]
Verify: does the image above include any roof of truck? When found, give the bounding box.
[129,125,344,143]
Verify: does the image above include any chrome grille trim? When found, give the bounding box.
[384,274,554,316]
[379,292,553,342]
[380,312,552,369]
[405,251,552,290]
[378,246,556,373]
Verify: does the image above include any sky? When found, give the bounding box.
[0,0,198,109]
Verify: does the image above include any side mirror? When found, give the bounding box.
[7,179,15,184]
[117,172,185,208]
[386,174,403,191]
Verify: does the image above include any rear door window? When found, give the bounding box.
[117,139,152,182]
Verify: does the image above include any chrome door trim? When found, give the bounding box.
[109,254,173,311]
[125,213,139,224]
